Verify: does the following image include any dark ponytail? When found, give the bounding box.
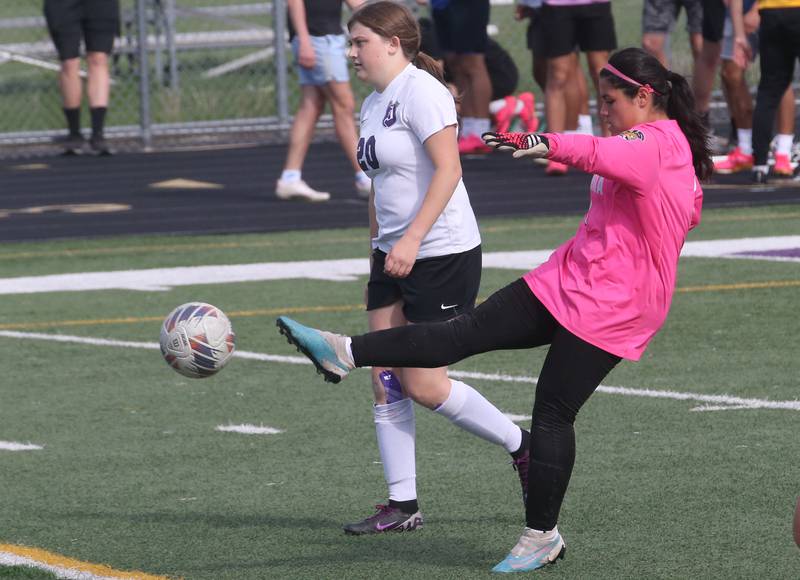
[600,48,713,181]
[664,70,713,181]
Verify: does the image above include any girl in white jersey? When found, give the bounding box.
[333,1,529,535]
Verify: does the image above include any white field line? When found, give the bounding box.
[215,424,284,435]
[0,235,798,295]
[503,413,530,423]
[0,552,124,580]
[1,330,797,412]
[0,441,43,451]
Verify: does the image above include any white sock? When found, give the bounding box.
[775,133,794,156]
[737,128,753,155]
[280,169,301,182]
[488,97,525,115]
[753,164,769,173]
[489,98,507,115]
[435,379,522,453]
[578,114,594,135]
[461,117,478,137]
[475,117,492,135]
[344,337,354,366]
[374,398,417,502]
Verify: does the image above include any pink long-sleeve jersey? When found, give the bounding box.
[524,120,703,360]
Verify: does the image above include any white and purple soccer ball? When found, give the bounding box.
[159,302,235,378]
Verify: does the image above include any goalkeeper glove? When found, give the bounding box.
[482,132,550,160]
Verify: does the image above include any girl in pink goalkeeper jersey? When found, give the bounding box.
[276,47,712,573]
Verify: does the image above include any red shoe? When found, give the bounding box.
[518,92,539,133]
[772,153,793,177]
[493,95,518,134]
[714,147,754,174]
[458,133,491,155]
[545,160,567,176]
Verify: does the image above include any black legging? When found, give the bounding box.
[351,278,621,530]
[752,8,800,166]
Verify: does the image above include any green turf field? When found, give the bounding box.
[1,205,799,579]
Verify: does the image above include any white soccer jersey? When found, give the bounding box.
[358,63,481,259]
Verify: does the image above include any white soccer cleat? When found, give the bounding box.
[276,316,353,383]
[275,179,331,202]
[491,526,565,573]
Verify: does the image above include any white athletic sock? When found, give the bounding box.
[475,117,492,135]
[435,379,522,453]
[489,98,506,115]
[374,398,417,502]
[280,169,301,182]
[344,337,354,366]
[578,114,594,135]
[488,97,525,115]
[737,128,753,155]
[461,117,478,137]
[775,133,794,156]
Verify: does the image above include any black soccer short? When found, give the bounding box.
[526,7,546,57]
[432,0,491,54]
[44,0,121,61]
[540,2,617,59]
[366,245,482,323]
[701,0,726,42]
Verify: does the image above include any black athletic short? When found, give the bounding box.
[701,0,726,42]
[44,0,121,61]
[432,0,491,54]
[540,2,617,59]
[366,245,482,323]
[526,8,546,57]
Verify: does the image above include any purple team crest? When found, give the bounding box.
[382,101,398,127]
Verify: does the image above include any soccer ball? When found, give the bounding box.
[159,302,235,378]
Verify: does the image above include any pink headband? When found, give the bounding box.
[602,63,661,96]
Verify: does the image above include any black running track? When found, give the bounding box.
[1,142,799,243]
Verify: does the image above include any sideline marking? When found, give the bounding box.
[1,235,799,295]
[0,441,43,451]
[0,204,130,220]
[149,178,223,190]
[216,424,284,435]
[0,543,170,580]
[0,330,796,413]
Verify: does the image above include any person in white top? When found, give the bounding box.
[335,0,529,535]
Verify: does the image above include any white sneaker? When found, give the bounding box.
[355,178,371,199]
[491,527,565,573]
[275,179,330,202]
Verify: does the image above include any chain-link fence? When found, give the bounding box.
[0,0,781,159]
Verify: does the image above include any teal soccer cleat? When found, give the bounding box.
[492,527,565,573]
[276,316,353,383]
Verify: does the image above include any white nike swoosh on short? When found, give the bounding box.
[440,303,458,310]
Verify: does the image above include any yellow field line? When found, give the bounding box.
[0,279,797,331]
[0,211,797,261]
[676,279,800,292]
[0,543,172,580]
[0,304,364,331]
